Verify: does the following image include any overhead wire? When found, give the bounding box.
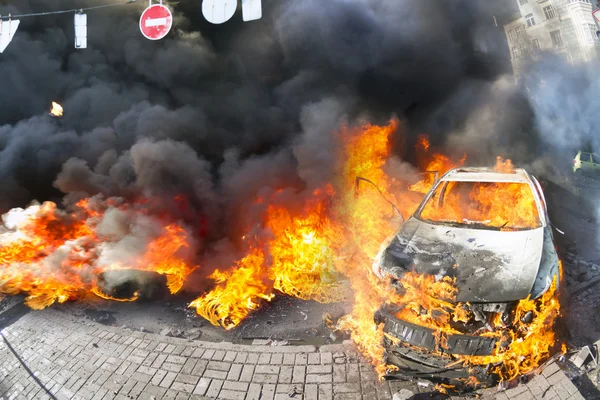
[0,0,138,20]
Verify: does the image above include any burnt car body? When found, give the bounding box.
[372,167,561,382]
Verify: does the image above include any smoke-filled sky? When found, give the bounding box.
[0,0,597,225]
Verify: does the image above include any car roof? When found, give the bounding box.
[440,167,532,184]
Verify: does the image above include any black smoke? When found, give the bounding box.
[0,0,534,233]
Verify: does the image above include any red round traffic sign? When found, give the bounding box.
[139,4,173,41]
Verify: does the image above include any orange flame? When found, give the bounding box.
[50,102,63,117]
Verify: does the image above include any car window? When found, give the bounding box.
[580,153,591,162]
[593,155,600,164]
[418,180,541,230]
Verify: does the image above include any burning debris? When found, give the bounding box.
[49,101,63,118]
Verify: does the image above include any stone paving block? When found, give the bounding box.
[258,353,272,365]
[208,360,232,372]
[204,369,229,380]
[295,353,308,365]
[176,373,200,386]
[129,380,146,398]
[246,383,262,400]
[173,345,187,355]
[212,350,226,361]
[193,377,211,396]
[201,349,216,360]
[320,352,333,365]
[253,373,279,384]
[171,380,196,393]
[223,381,249,392]
[192,359,209,376]
[279,366,293,384]
[234,352,248,364]
[256,365,280,374]
[541,362,561,378]
[163,362,183,373]
[262,383,276,400]
[159,371,178,388]
[227,363,243,381]
[182,358,198,375]
[305,383,318,400]
[167,355,187,365]
[219,389,246,400]
[334,392,362,400]
[192,348,205,358]
[143,384,168,398]
[246,353,259,364]
[151,369,168,386]
[307,365,332,374]
[318,383,333,400]
[308,353,320,365]
[306,373,332,383]
[346,364,360,383]
[132,371,153,384]
[206,378,224,398]
[292,365,306,384]
[240,365,255,382]
[181,346,194,358]
[283,354,296,365]
[270,353,283,365]
[223,351,237,363]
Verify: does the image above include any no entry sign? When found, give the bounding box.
[139,4,173,40]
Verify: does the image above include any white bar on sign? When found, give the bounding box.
[145,17,167,27]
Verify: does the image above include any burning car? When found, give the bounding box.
[372,166,562,385]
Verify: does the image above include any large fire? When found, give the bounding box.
[0,121,562,386]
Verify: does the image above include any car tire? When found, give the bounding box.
[574,169,582,179]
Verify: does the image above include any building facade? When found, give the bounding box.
[504,0,600,79]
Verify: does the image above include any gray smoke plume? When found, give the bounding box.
[1,0,551,292]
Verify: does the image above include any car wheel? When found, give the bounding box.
[574,169,582,179]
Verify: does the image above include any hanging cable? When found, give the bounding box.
[0,0,138,20]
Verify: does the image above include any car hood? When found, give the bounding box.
[382,218,544,303]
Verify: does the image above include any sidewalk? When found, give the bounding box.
[0,308,586,400]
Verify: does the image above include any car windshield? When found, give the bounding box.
[418,180,541,230]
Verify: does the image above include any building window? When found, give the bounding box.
[584,23,600,43]
[525,14,536,27]
[519,0,528,5]
[531,38,541,52]
[516,26,524,38]
[568,0,591,3]
[550,30,564,47]
[520,43,529,56]
[544,5,556,20]
[509,30,517,42]
[512,47,519,59]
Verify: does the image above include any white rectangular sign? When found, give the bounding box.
[74,13,87,49]
[242,0,262,22]
[0,19,20,53]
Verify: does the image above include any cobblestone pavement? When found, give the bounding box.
[0,308,587,400]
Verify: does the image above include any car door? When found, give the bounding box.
[592,154,600,176]
[579,152,594,175]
